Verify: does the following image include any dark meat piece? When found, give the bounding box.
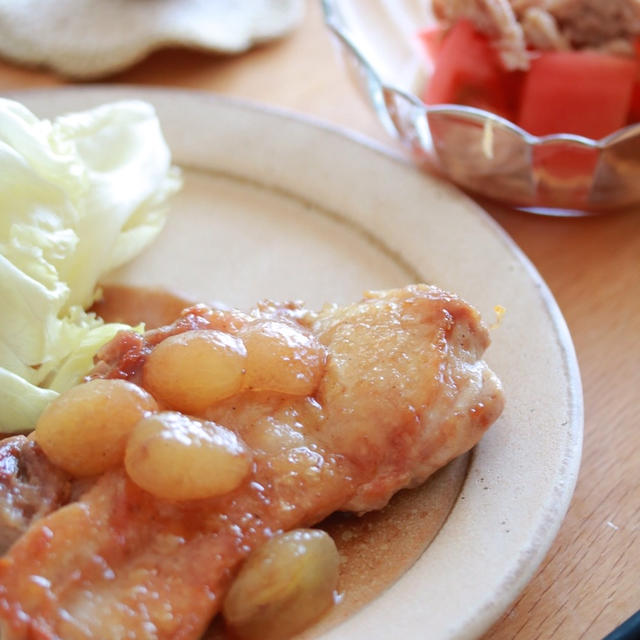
[0,436,71,553]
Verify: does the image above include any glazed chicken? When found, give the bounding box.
[0,285,504,640]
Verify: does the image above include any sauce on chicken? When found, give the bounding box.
[0,284,504,640]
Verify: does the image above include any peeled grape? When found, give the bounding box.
[125,411,251,500]
[36,378,157,477]
[239,319,325,396]
[143,329,247,413]
[223,529,339,640]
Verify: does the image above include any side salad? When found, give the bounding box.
[0,99,181,433]
[419,0,640,139]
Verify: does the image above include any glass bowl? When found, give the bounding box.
[322,0,640,214]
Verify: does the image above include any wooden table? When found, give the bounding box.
[1,3,638,639]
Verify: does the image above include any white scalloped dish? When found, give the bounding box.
[0,0,304,79]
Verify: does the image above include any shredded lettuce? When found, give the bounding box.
[0,98,182,433]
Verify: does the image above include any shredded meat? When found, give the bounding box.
[431,0,640,69]
[432,0,529,68]
[551,0,640,49]
[521,6,569,50]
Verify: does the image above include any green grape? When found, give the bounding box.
[223,529,340,640]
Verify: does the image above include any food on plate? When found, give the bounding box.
[420,0,640,137]
[0,97,504,639]
[0,284,504,639]
[0,98,181,434]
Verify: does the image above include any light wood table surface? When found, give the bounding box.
[1,3,638,639]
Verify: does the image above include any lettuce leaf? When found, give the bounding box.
[0,98,182,433]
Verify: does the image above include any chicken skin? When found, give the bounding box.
[0,285,504,640]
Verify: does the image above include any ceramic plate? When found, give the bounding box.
[8,88,583,640]
[0,1,304,79]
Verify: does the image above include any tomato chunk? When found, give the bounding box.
[629,81,640,123]
[422,20,515,118]
[627,37,640,123]
[417,26,446,61]
[517,51,638,138]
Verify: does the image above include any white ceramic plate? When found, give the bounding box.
[9,88,583,640]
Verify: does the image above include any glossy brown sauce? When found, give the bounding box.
[90,283,196,330]
[94,284,471,637]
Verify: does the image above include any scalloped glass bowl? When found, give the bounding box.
[322,0,640,214]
